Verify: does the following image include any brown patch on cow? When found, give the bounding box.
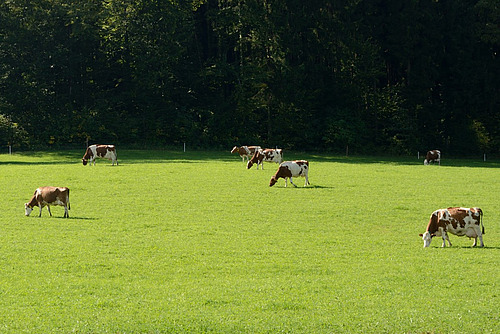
[249,150,262,164]
[96,145,109,157]
[82,146,93,164]
[424,211,441,235]
[426,150,439,160]
[446,207,468,229]
[263,150,274,160]
[269,165,292,186]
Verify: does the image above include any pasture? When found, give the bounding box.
[0,150,498,333]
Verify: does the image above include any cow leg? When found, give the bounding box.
[47,205,52,217]
[477,234,484,247]
[474,228,484,247]
[289,177,297,188]
[38,205,43,217]
[64,205,69,218]
[442,232,451,247]
[304,174,310,187]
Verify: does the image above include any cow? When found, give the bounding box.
[419,207,484,248]
[231,146,261,162]
[269,160,310,187]
[424,150,441,165]
[25,186,70,218]
[247,148,283,170]
[82,144,118,166]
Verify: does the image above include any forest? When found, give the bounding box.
[0,0,498,155]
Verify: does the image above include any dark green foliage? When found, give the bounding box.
[0,0,498,154]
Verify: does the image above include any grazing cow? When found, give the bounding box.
[269,160,310,187]
[424,150,441,165]
[247,148,283,170]
[419,207,484,248]
[231,146,261,162]
[25,186,70,218]
[82,144,118,166]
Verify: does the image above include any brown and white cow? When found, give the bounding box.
[247,148,283,170]
[231,145,261,162]
[424,150,441,165]
[269,160,310,187]
[82,144,118,166]
[419,207,484,248]
[25,186,70,218]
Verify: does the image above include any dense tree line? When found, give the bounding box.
[0,0,498,154]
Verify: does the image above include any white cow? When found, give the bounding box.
[25,186,70,218]
[82,144,118,166]
[424,150,441,165]
[231,146,261,162]
[247,148,283,170]
[269,160,310,187]
[419,207,484,247]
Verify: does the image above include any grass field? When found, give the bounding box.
[0,149,498,333]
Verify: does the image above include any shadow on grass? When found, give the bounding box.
[66,216,96,220]
[427,245,500,250]
[2,149,499,168]
[272,184,333,189]
[28,216,97,220]
[302,154,500,168]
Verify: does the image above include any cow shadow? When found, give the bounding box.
[429,245,500,250]
[274,184,333,189]
[52,216,96,220]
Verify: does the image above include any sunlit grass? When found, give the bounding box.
[0,150,498,333]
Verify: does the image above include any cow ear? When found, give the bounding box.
[418,233,423,237]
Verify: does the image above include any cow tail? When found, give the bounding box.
[480,209,484,235]
[67,189,71,210]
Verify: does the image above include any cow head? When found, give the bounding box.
[419,231,434,247]
[24,203,33,216]
[82,158,88,166]
[231,146,239,154]
[423,159,429,165]
[269,176,278,187]
[247,160,254,169]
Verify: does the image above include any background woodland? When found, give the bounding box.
[0,0,498,155]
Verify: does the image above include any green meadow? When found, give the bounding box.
[0,150,498,333]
